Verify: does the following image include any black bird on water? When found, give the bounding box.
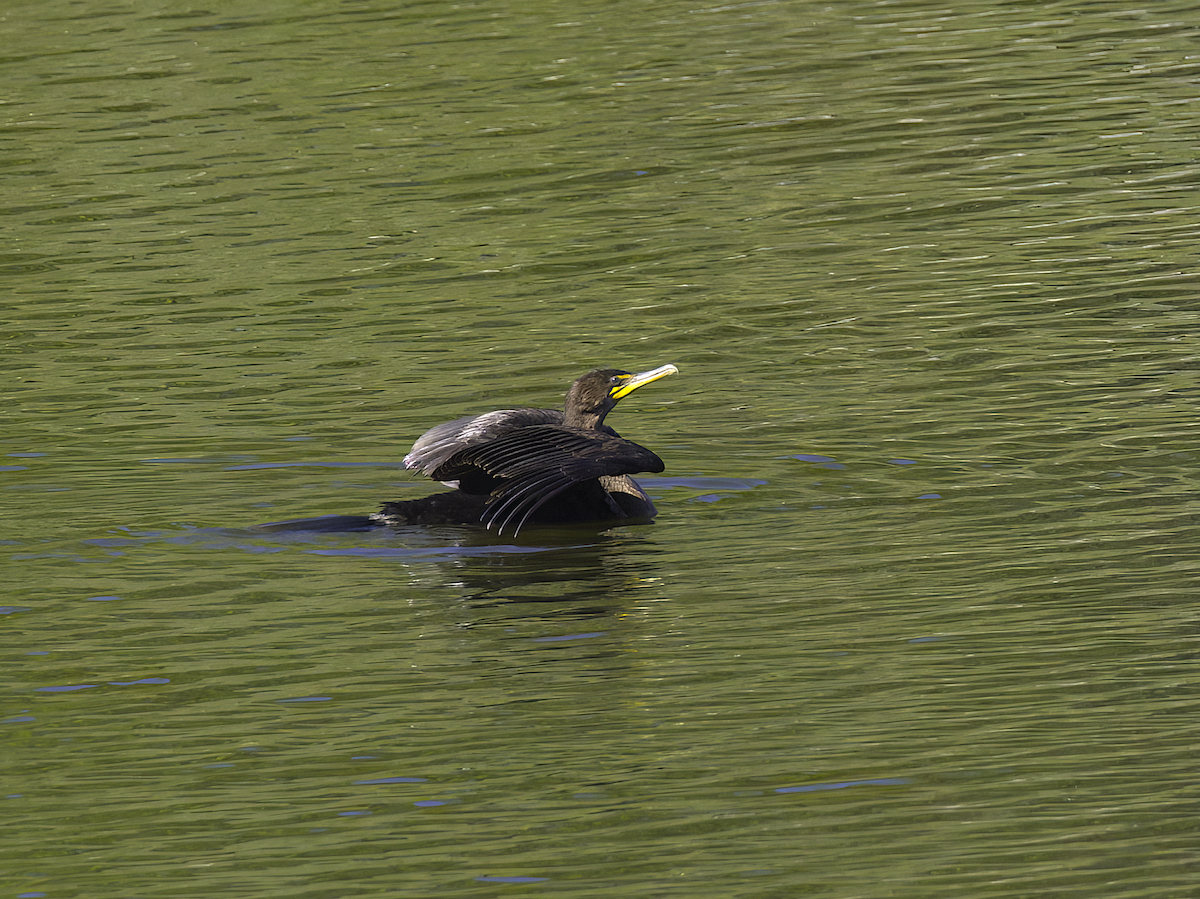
[372,364,678,535]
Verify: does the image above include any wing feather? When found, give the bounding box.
[403,408,564,475]
[438,425,664,534]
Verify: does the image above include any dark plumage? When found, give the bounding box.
[373,364,678,535]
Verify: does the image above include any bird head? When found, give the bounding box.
[564,363,678,428]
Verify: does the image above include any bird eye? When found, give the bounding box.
[609,375,621,384]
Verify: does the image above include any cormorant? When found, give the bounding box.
[373,364,678,535]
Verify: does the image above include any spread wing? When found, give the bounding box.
[432,425,664,535]
[403,408,564,477]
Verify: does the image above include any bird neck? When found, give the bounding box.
[563,407,607,429]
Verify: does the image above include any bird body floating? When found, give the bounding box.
[374,364,678,535]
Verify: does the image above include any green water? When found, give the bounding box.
[4,1,1199,896]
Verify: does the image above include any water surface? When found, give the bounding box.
[3,1,1198,897]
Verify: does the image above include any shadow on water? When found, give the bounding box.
[79,477,764,609]
[258,518,668,609]
[86,510,669,609]
[399,533,663,610]
[237,475,765,606]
